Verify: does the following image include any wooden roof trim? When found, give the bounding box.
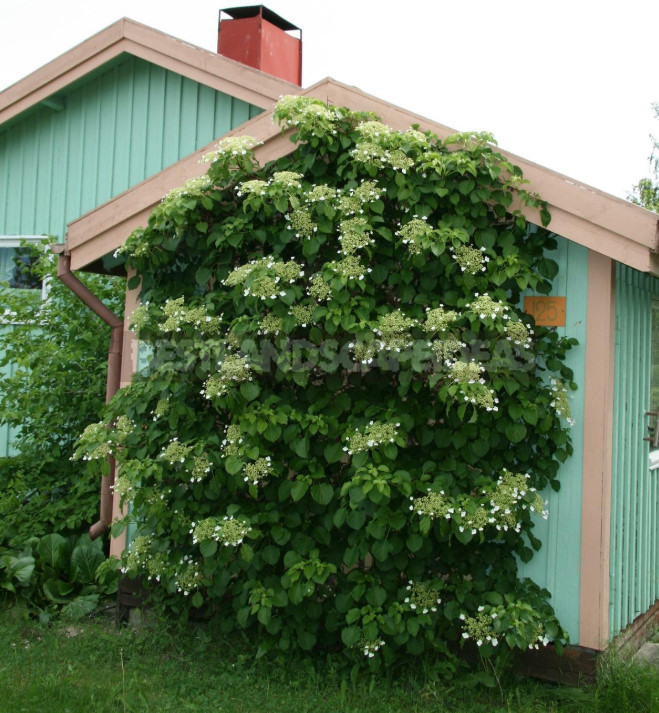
[0,17,296,126]
[66,78,659,274]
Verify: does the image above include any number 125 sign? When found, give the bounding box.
[523,296,566,327]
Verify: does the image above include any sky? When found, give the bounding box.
[0,0,657,201]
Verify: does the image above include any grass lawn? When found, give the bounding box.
[1,605,658,713]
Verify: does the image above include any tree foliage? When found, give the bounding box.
[629,102,659,213]
[0,245,124,542]
[75,97,577,667]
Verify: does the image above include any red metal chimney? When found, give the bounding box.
[218,5,302,86]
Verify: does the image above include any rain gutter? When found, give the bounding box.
[53,247,123,539]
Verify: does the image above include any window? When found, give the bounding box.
[0,237,49,299]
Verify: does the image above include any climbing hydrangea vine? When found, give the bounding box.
[75,95,577,670]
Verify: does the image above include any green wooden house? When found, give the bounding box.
[5,9,659,666]
[0,11,298,454]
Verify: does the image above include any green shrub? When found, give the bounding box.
[0,531,118,617]
[0,244,124,542]
[74,96,576,668]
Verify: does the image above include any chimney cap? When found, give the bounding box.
[220,5,300,33]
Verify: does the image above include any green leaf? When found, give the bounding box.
[191,591,204,608]
[71,545,105,584]
[366,586,386,607]
[261,545,280,565]
[37,534,67,570]
[324,442,344,464]
[297,630,316,651]
[9,556,35,585]
[199,539,218,558]
[341,626,361,647]
[407,618,420,637]
[225,456,244,475]
[292,437,310,459]
[61,594,99,620]
[505,423,527,443]
[291,480,309,502]
[406,534,423,553]
[310,483,333,505]
[346,510,366,529]
[240,382,260,401]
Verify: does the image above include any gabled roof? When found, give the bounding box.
[65,77,659,274]
[0,17,297,127]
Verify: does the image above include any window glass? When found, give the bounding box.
[0,246,42,290]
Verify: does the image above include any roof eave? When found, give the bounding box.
[0,17,297,126]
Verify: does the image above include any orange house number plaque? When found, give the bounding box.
[523,296,566,327]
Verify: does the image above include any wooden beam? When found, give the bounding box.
[579,251,615,649]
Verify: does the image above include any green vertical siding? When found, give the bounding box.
[0,326,18,457]
[517,236,588,644]
[0,54,263,458]
[610,265,659,636]
[0,55,263,243]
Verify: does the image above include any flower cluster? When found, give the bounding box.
[114,416,135,441]
[308,274,332,301]
[151,398,169,421]
[272,171,303,189]
[410,490,453,520]
[129,303,150,333]
[175,557,202,596]
[424,306,459,333]
[257,314,283,336]
[162,175,213,204]
[450,360,485,385]
[404,580,442,614]
[337,181,382,215]
[338,217,374,256]
[397,217,433,255]
[373,310,417,352]
[159,438,191,466]
[550,378,574,425]
[343,420,399,455]
[488,470,547,531]
[461,607,499,647]
[273,95,338,136]
[446,357,499,413]
[237,179,268,197]
[224,257,305,301]
[290,304,314,326]
[201,135,262,163]
[350,341,376,365]
[466,293,509,320]
[459,506,494,535]
[327,255,371,281]
[112,474,136,500]
[505,320,533,349]
[159,297,222,334]
[430,336,465,363]
[221,424,243,456]
[358,638,386,658]
[202,354,252,399]
[287,208,317,238]
[243,456,272,485]
[190,453,212,483]
[451,244,489,274]
[121,535,153,574]
[306,185,336,203]
[191,515,252,547]
[355,122,429,152]
[72,422,112,461]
